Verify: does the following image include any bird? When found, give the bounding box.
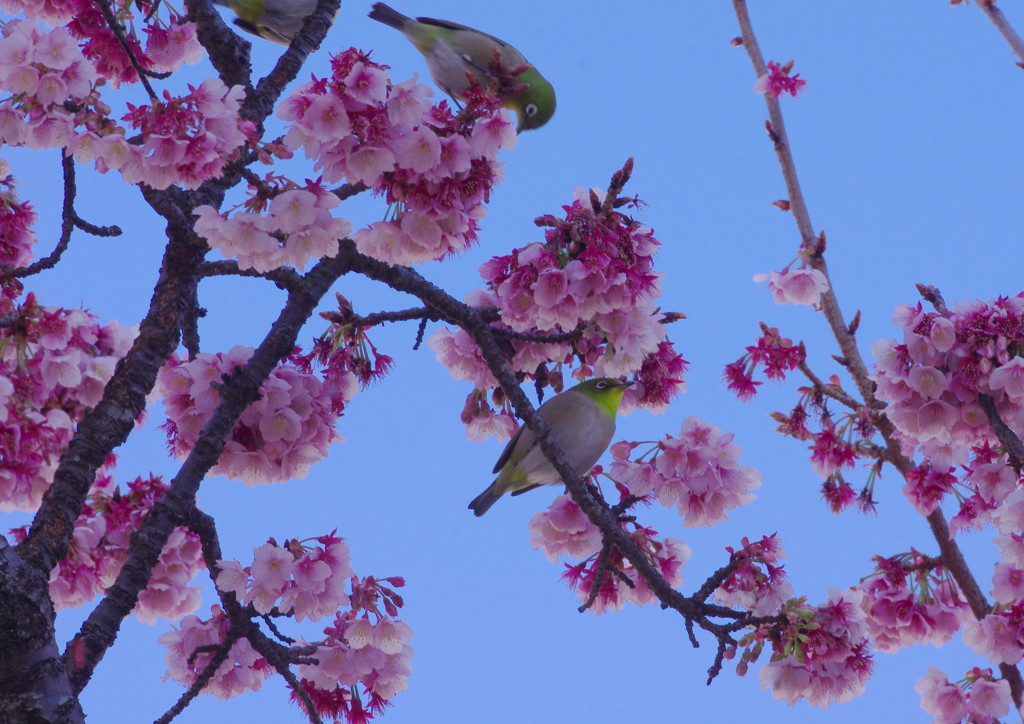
[367,2,556,132]
[213,0,336,45]
[469,378,632,516]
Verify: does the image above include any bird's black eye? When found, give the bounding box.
[595,380,609,389]
[525,103,538,117]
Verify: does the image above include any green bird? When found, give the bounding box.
[213,0,336,45]
[367,2,556,131]
[469,378,632,516]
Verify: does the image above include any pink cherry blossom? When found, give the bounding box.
[914,667,969,723]
[714,535,793,616]
[754,588,873,708]
[859,555,968,653]
[0,296,134,511]
[610,417,760,527]
[754,267,829,306]
[155,347,347,484]
[279,49,512,266]
[753,60,808,99]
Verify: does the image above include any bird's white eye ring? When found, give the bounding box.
[595,380,609,389]
[525,103,539,117]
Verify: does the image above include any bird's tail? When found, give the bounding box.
[468,481,504,517]
[367,2,410,31]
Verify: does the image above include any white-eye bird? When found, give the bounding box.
[212,0,336,45]
[469,378,632,516]
[367,2,556,131]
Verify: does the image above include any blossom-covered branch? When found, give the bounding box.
[732,0,1024,710]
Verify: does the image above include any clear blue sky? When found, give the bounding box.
[6,1,1024,722]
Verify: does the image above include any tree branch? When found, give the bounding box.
[61,252,353,692]
[973,0,1024,67]
[732,0,1024,707]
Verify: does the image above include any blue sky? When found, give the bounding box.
[6,1,1024,722]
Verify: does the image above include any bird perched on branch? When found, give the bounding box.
[469,379,632,516]
[367,2,556,131]
[213,0,336,45]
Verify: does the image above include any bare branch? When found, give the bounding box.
[199,259,303,292]
[973,0,1024,67]
[2,155,120,281]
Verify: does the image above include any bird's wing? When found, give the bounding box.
[491,423,536,474]
[413,16,512,50]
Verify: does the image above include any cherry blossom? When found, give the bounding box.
[609,417,760,527]
[0,295,135,510]
[279,49,513,266]
[155,347,348,485]
[753,60,808,99]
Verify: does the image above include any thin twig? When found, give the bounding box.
[4,156,77,280]
[973,0,1024,66]
[796,358,862,411]
[91,0,160,98]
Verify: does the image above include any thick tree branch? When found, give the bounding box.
[63,252,353,692]
[248,0,340,121]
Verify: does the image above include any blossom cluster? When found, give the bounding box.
[726,325,882,515]
[294,292,394,400]
[9,473,203,621]
[962,600,1024,666]
[609,417,761,527]
[479,187,674,385]
[873,296,1024,518]
[483,191,661,334]
[750,588,874,708]
[0,170,34,310]
[724,325,805,400]
[0,295,135,510]
[0,16,214,189]
[428,187,687,441]
[67,2,202,85]
[155,346,350,485]
[873,298,1024,467]
[0,21,94,152]
[714,534,793,617]
[158,605,273,700]
[278,48,515,266]
[216,534,354,623]
[162,538,412,717]
[529,493,691,615]
[295,604,413,716]
[83,78,252,190]
[857,554,968,653]
[4,0,203,80]
[914,666,1012,724]
[195,183,352,272]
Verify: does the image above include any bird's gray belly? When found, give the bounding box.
[518,406,615,485]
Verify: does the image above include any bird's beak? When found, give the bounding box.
[620,381,634,388]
